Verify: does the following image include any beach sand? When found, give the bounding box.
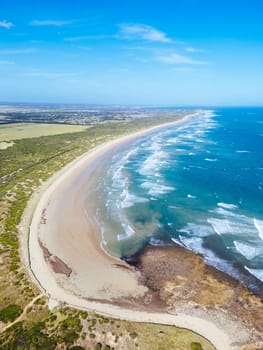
[27,113,199,300]
[18,112,253,350]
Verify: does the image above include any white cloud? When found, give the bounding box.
[73,46,91,51]
[155,53,207,64]
[0,60,15,65]
[0,20,14,29]
[108,67,129,73]
[21,72,77,78]
[185,47,204,53]
[172,67,194,72]
[30,20,72,27]
[65,35,113,42]
[0,48,37,55]
[119,24,172,43]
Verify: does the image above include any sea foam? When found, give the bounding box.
[178,223,214,237]
[205,158,218,162]
[217,202,238,210]
[120,189,148,209]
[207,218,231,235]
[234,241,262,260]
[245,267,263,282]
[141,181,174,196]
[253,218,263,241]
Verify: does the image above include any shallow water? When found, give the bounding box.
[94,108,263,291]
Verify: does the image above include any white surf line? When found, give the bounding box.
[19,112,234,350]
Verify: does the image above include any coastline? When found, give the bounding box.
[22,111,200,297]
[19,112,240,350]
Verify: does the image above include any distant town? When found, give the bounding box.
[0,103,190,126]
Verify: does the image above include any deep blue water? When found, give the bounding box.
[96,108,263,291]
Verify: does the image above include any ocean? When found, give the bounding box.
[95,108,263,292]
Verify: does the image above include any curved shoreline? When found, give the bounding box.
[19,112,235,350]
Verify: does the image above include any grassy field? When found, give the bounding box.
[0,123,88,142]
[0,114,215,349]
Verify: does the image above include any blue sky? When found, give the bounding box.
[0,0,263,106]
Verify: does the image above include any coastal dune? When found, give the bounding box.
[20,113,239,350]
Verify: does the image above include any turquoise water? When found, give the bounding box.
[96,108,263,292]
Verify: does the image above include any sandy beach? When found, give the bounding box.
[19,112,240,350]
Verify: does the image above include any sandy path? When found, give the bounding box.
[19,112,236,350]
[0,294,45,334]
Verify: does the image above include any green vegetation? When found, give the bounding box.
[191,342,204,350]
[0,321,56,349]
[0,305,22,323]
[0,123,88,142]
[0,115,215,349]
[103,346,111,350]
[129,331,138,339]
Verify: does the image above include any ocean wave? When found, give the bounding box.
[139,149,168,176]
[111,167,127,189]
[179,236,204,251]
[109,146,140,189]
[234,241,262,260]
[207,218,231,235]
[171,237,185,248]
[188,165,205,169]
[117,222,135,240]
[253,218,263,241]
[119,188,148,208]
[141,181,175,196]
[113,146,139,166]
[98,224,108,246]
[245,267,263,282]
[178,223,214,237]
[205,158,218,162]
[217,202,238,210]
[210,207,248,220]
[236,150,250,153]
[207,215,258,238]
[195,138,207,143]
[166,137,179,144]
[180,133,196,140]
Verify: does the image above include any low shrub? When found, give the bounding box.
[190,342,203,350]
[0,304,23,322]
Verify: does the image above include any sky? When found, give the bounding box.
[0,0,263,106]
